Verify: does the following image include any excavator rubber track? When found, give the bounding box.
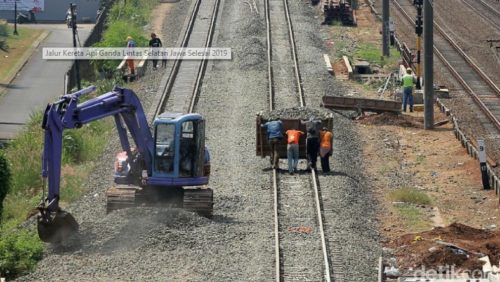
[106,185,213,218]
[105,184,142,214]
[183,188,213,218]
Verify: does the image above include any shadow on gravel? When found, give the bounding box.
[211,214,240,224]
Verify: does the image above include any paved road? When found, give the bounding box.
[0,24,93,140]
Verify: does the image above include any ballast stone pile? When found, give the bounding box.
[262,106,331,120]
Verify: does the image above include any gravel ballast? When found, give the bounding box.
[18,0,382,281]
[287,1,382,280]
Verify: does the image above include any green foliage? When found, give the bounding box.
[389,187,432,205]
[0,23,8,37]
[0,152,11,220]
[0,227,43,279]
[5,112,44,195]
[0,22,8,51]
[354,43,400,67]
[396,205,431,231]
[62,130,83,164]
[92,0,158,74]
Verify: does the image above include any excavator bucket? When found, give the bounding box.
[37,210,79,243]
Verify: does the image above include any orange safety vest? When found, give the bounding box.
[320,131,333,148]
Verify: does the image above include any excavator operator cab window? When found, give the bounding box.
[180,119,205,177]
[180,121,195,177]
[154,123,175,174]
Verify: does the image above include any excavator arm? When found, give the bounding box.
[38,85,153,243]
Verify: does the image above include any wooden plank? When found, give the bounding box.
[324,54,333,74]
[322,95,401,113]
[342,55,353,78]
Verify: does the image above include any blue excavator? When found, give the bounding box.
[37,86,213,243]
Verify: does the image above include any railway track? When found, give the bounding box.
[264,0,335,280]
[107,0,221,213]
[461,0,500,30]
[153,0,221,116]
[392,0,500,133]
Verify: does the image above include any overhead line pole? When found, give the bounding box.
[382,0,390,56]
[423,0,433,129]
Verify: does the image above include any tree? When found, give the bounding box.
[0,152,11,220]
[0,22,8,51]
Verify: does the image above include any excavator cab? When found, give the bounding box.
[152,113,208,180]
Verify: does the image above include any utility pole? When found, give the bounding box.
[423,0,433,129]
[13,0,18,35]
[70,3,81,90]
[414,0,423,89]
[382,0,390,56]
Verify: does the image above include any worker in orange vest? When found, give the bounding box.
[285,129,304,175]
[319,127,333,173]
[126,36,136,75]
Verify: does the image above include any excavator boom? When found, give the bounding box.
[38,86,154,243]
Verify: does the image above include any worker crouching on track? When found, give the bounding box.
[285,128,304,175]
[401,67,417,112]
[319,127,333,173]
[301,117,321,171]
[261,118,283,169]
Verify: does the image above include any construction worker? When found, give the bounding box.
[401,67,416,112]
[389,19,395,46]
[301,116,321,170]
[261,118,283,169]
[319,127,333,173]
[285,128,304,175]
[126,36,136,75]
[149,33,163,69]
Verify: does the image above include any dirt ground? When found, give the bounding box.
[388,223,500,275]
[358,109,500,233]
[323,0,500,274]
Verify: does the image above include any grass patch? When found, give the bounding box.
[0,0,160,278]
[416,154,426,165]
[396,204,431,231]
[0,227,43,279]
[389,187,432,205]
[0,24,44,83]
[0,80,114,278]
[92,0,159,74]
[354,43,400,67]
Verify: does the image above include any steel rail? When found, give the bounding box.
[399,0,500,97]
[393,0,500,131]
[265,0,331,280]
[152,0,202,119]
[265,0,274,111]
[272,169,280,282]
[282,0,305,107]
[478,0,500,18]
[188,0,221,113]
[433,47,500,131]
[461,0,500,30]
[311,169,332,282]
